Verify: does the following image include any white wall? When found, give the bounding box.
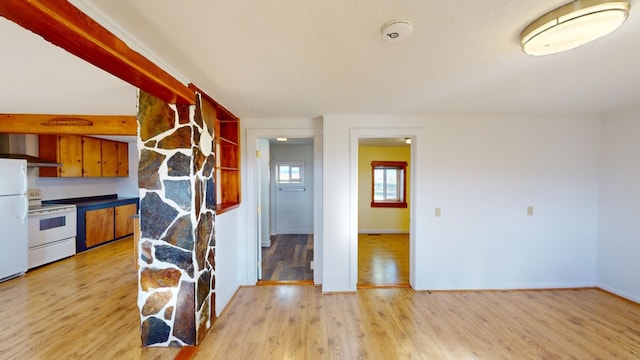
[214,208,243,316]
[597,106,640,302]
[324,115,601,292]
[116,142,140,197]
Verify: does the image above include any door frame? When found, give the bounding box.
[350,128,420,289]
[246,128,323,285]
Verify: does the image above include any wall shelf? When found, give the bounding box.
[190,84,241,215]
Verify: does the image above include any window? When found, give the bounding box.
[276,162,303,184]
[371,161,407,208]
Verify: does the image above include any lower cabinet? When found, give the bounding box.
[85,207,115,248]
[115,203,137,238]
[79,200,139,251]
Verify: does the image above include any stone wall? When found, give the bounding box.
[136,90,216,346]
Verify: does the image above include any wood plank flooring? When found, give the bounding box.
[358,233,409,287]
[0,237,179,360]
[3,234,640,359]
[192,285,640,359]
[261,234,313,281]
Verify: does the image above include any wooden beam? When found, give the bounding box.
[0,0,196,105]
[0,113,137,135]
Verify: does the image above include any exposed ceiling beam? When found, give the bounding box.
[0,113,137,135]
[0,0,196,105]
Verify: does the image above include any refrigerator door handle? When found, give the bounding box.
[20,163,28,194]
[21,196,28,224]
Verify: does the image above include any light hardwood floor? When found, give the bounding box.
[358,233,409,287]
[0,237,179,360]
[3,235,640,359]
[193,285,640,359]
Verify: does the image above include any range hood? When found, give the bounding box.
[0,134,62,168]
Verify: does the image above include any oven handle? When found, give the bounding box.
[30,207,75,216]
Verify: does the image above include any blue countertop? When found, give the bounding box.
[44,194,139,208]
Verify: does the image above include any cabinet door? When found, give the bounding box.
[101,140,119,177]
[38,135,59,177]
[117,142,129,177]
[58,135,83,177]
[115,203,137,238]
[85,207,114,248]
[82,137,102,177]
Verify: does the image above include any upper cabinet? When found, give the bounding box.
[101,139,119,177]
[39,135,129,178]
[82,136,102,177]
[117,142,129,177]
[39,135,83,177]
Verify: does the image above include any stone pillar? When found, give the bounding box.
[136,90,216,346]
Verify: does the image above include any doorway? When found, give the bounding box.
[357,137,411,288]
[256,137,315,283]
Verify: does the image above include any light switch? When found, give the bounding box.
[527,206,534,216]
[435,207,441,217]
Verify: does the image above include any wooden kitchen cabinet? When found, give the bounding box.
[39,135,129,178]
[85,204,137,248]
[115,203,137,238]
[82,136,102,177]
[85,207,115,248]
[117,142,129,177]
[78,200,138,251]
[101,139,119,177]
[38,135,83,177]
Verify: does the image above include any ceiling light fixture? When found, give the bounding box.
[276,137,288,142]
[520,0,630,56]
[404,138,411,144]
[381,20,413,42]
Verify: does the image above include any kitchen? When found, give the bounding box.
[0,14,139,281]
[0,133,139,281]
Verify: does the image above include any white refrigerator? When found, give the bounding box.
[0,159,28,281]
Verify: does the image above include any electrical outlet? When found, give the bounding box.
[435,207,441,217]
[527,206,534,216]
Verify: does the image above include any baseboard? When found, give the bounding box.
[413,282,597,292]
[596,285,640,304]
[273,230,313,235]
[358,230,409,234]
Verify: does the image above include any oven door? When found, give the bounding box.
[28,208,77,248]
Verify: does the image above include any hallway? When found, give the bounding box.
[261,234,313,281]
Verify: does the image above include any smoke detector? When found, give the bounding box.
[381,20,413,42]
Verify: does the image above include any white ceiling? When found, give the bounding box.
[2,1,640,120]
[0,17,137,115]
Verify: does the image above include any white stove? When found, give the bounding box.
[27,189,77,269]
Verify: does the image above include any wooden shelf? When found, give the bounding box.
[190,84,241,215]
[215,120,240,214]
